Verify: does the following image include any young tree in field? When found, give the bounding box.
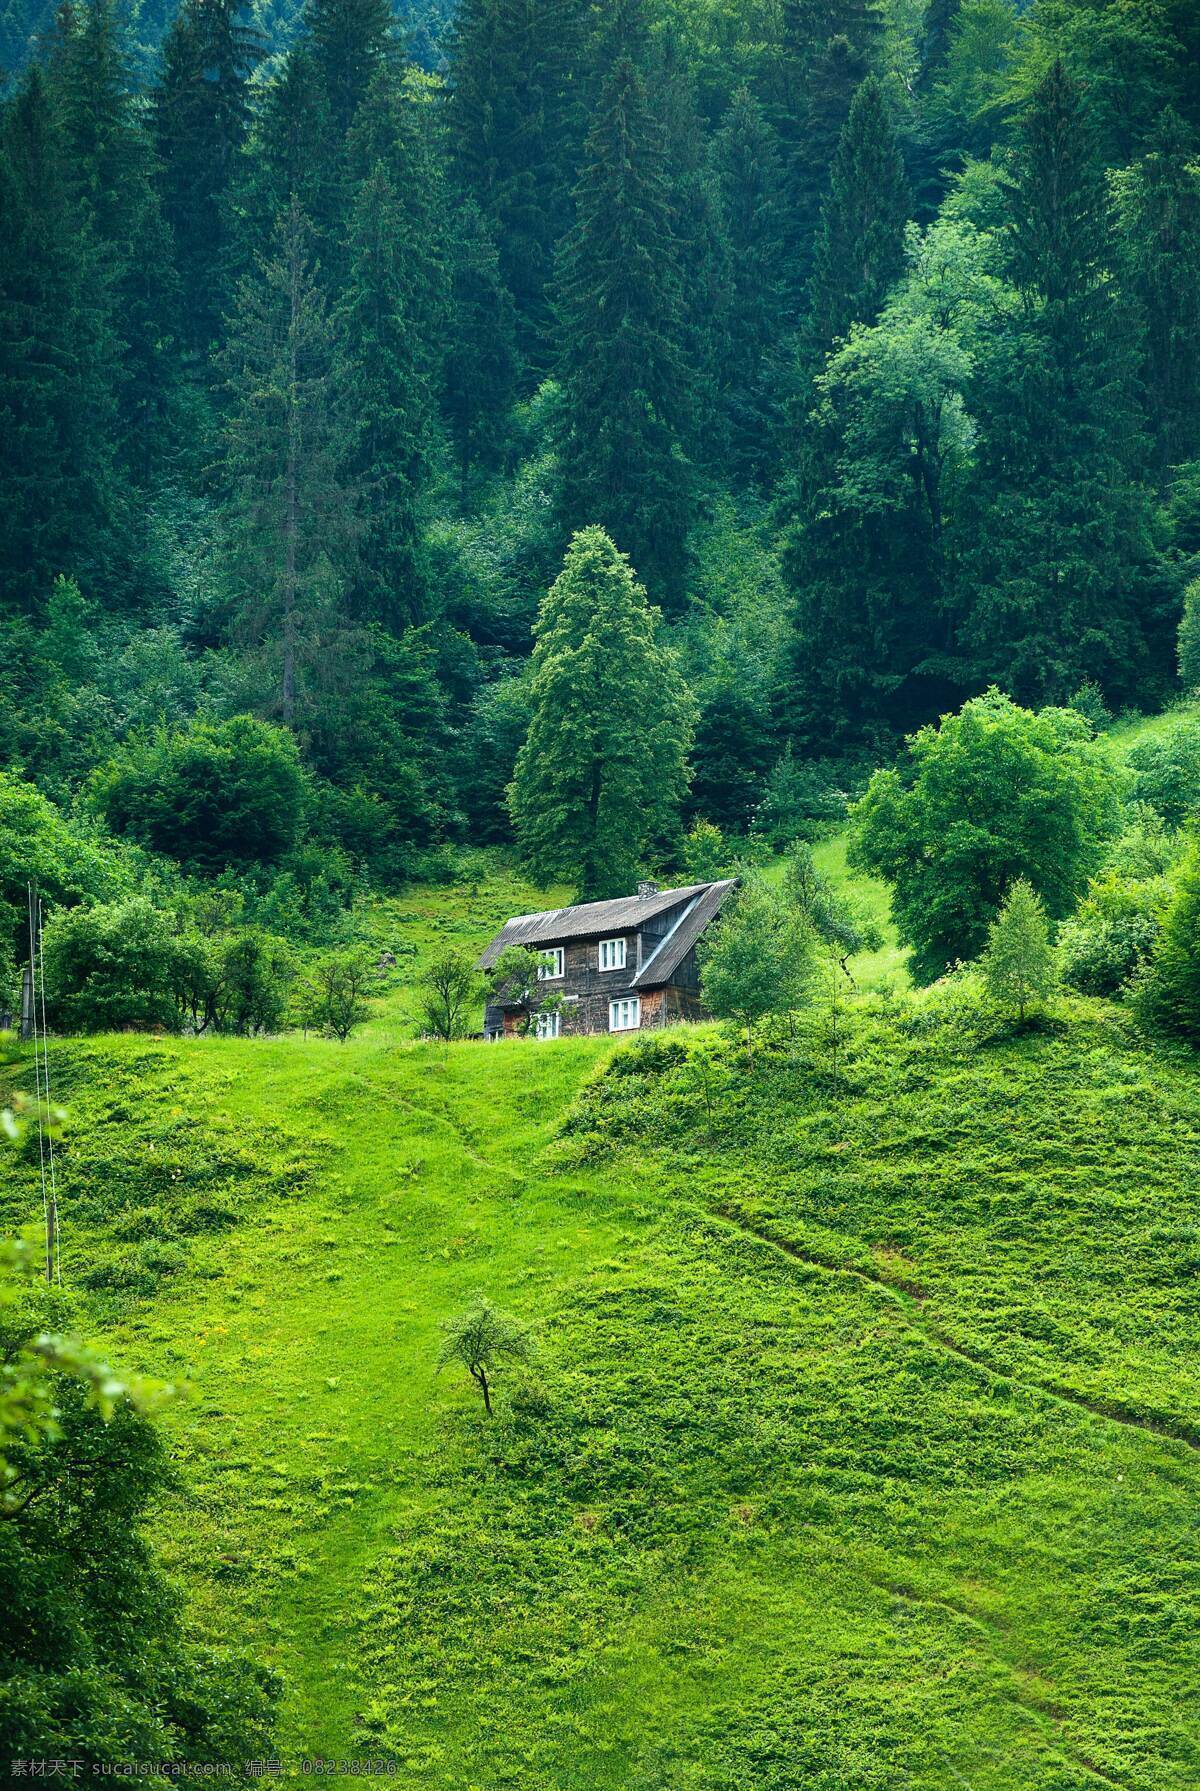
[418,949,479,1041]
[299,951,373,1040]
[850,690,1120,982]
[698,879,812,1068]
[484,946,563,1036]
[554,52,693,602]
[509,530,694,899]
[979,878,1057,1022]
[437,1297,533,1415]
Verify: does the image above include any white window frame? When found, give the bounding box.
[534,1010,561,1040]
[598,936,627,972]
[538,947,565,981]
[609,997,640,1032]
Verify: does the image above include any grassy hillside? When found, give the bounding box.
[5,964,1200,1787]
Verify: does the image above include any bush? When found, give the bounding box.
[1058,872,1171,997]
[682,818,731,882]
[850,690,1120,982]
[97,715,307,873]
[1137,846,1200,1042]
[0,770,130,968]
[1127,719,1200,829]
[43,898,182,1032]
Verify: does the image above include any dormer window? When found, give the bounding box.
[538,947,565,980]
[598,937,626,972]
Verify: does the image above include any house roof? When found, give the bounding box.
[476,879,738,975]
[631,879,738,988]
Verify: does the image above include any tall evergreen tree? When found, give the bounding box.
[1113,109,1200,476]
[444,197,518,494]
[234,49,337,281]
[154,0,259,349]
[0,69,122,612]
[805,75,910,357]
[554,50,692,604]
[305,0,393,139]
[509,528,694,898]
[447,0,590,372]
[657,31,725,461]
[221,198,347,723]
[333,159,435,627]
[710,85,788,482]
[964,58,1161,701]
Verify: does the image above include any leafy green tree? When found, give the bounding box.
[96,715,307,872]
[804,75,910,358]
[1180,580,1200,692]
[698,876,812,1066]
[1059,870,1170,998]
[0,771,128,971]
[979,877,1058,1021]
[1112,111,1200,476]
[508,529,694,899]
[1139,845,1200,1042]
[554,52,693,603]
[849,689,1120,981]
[42,896,182,1032]
[437,1296,532,1415]
[154,0,260,348]
[682,818,730,882]
[417,948,479,1041]
[297,949,373,1040]
[784,842,881,973]
[484,945,563,1036]
[1127,719,1200,828]
[210,931,295,1034]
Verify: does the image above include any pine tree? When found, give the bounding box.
[333,159,435,627]
[508,528,694,898]
[554,52,692,605]
[447,0,590,372]
[710,86,788,482]
[964,58,1158,702]
[444,198,518,494]
[305,0,394,139]
[806,75,910,356]
[656,31,724,459]
[155,0,260,349]
[234,49,338,280]
[0,68,122,613]
[980,878,1058,1022]
[221,198,347,723]
[1113,109,1200,476]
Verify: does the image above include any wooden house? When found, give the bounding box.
[477,879,738,1039]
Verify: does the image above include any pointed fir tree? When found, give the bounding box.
[656,31,724,461]
[0,68,123,613]
[221,197,348,723]
[234,49,338,283]
[805,75,910,357]
[554,51,693,605]
[980,878,1058,1023]
[444,197,519,495]
[154,0,260,349]
[305,0,394,139]
[333,158,435,627]
[710,86,788,482]
[508,528,694,899]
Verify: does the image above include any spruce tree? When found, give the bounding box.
[508,528,693,898]
[444,198,519,494]
[1113,109,1200,476]
[806,75,910,356]
[333,159,434,627]
[234,49,338,280]
[221,198,347,723]
[154,0,259,349]
[980,878,1058,1022]
[554,51,692,605]
[305,0,394,139]
[0,69,122,612]
[710,86,788,482]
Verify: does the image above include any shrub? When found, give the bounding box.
[1127,719,1200,829]
[753,746,851,847]
[97,715,306,872]
[698,878,813,1065]
[850,690,1120,982]
[682,818,731,882]
[1059,872,1171,997]
[43,898,182,1033]
[0,771,129,968]
[1138,846,1200,1042]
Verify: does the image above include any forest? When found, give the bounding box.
[4,0,1200,1780]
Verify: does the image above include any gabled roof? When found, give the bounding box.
[476,879,738,973]
[631,879,738,988]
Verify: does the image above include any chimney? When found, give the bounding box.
[637,880,659,899]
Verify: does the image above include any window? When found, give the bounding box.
[538,947,564,980]
[535,1011,561,1040]
[598,937,627,972]
[609,997,640,1032]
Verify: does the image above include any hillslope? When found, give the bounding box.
[6,975,1200,1789]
